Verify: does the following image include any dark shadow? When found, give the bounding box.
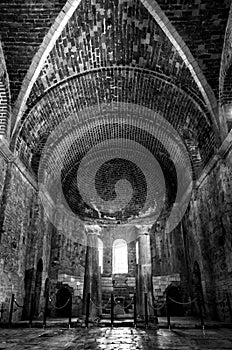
[56,287,71,317]
[166,285,184,316]
[34,259,43,317]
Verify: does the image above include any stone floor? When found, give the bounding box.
[0,327,232,349]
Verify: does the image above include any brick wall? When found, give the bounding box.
[0,0,66,105]
[183,150,232,321]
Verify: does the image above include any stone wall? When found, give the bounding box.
[0,159,52,322]
[183,151,232,321]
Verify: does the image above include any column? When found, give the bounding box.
[137,224,154,320]
[82,225,102,319]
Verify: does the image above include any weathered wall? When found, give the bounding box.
[0,160,52,322]
[183,151,232,322]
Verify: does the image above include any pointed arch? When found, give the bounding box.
[141,0,220,137]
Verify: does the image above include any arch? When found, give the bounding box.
[11,0,82,136]
[142,0,220,137]
[11,0,221,142]
[98,238,103,274]
[112,239,128,274]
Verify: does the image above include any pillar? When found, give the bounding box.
[137,225,154,320]
[82,225,102,319]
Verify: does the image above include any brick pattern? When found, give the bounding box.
[155,0,230,99]
[220,5,232,130]
[152,273,180,302]
[183,150,232,322]
[16,68,215,180]
[0,0,66,105]
[27,0,202,108]
[0,42,10,138]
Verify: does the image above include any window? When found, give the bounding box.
[136,241,139,264]
[98,238,103,274]
[112,239,128,274]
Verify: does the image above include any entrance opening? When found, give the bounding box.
[112,239,128,274]
[56,287,71,317]
[166,285,184,316]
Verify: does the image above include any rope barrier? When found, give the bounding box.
[148,299,166,311]
[167,296,198,305]
[90,299,102,310]
[14,299,24,308]
[122,297,134,310]
[54,298,70,310]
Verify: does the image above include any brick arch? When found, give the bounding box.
[11,0,82,136]
[142,0,220,135]
[11,0,221,141]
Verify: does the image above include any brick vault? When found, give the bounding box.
[0,0,232,325]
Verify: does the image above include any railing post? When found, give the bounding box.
[85,293,90,328]
[144,293,148,329]
[134,293,137,328]
[8,294,14,328]
[68,296,72,328]
[110,293,114,328]
[166,297,171,329]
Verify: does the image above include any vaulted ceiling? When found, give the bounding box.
[0,0,231,226]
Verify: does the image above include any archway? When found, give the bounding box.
[55,287,71,317]
[112,239,128,274]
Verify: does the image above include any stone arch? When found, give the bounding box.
[142,0,220,136]
[11,0,82,135]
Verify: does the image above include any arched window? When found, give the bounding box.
[113,239,128,274]
[98,238,103,274]
[136,241,139,265]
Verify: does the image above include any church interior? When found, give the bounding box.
[1,0,232,348]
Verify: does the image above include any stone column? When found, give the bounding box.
[136,225,154,320]
[82,225,102,319]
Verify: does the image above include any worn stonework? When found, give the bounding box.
[183,151,232,321]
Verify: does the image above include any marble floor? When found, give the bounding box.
[0,327,232,350]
